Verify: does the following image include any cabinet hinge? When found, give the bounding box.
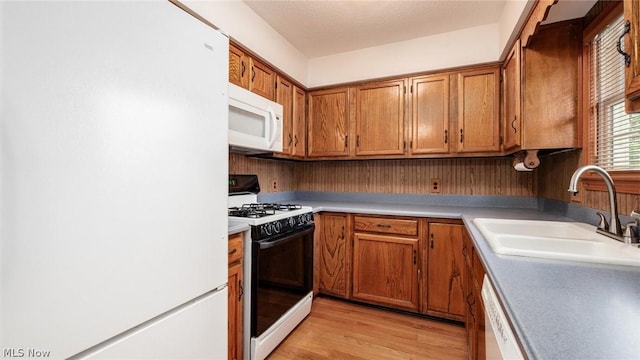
[410,85,413,93]
[499,135,504,145]
[499,73,503,83]
[413,249,416,264]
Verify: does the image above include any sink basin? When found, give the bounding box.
[472,218,640,266]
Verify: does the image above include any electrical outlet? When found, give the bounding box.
[430,178,441,193]
[271,178,278,192]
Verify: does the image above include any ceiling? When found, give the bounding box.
[243,0,598,59]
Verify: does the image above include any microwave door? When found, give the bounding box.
[266,107,283,151]
[229,99,271,151]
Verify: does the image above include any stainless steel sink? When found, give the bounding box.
[472,218,640,266]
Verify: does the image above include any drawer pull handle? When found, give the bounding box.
[229,248,238,256]
[376,224,392,228]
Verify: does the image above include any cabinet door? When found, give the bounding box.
[228,260,243,360]
[456,67,500,153]
[229,43,248,88]
[410,74,450,154]
[464,260,477,360]
[427,222,465,320]
[228,234,243,360]
[307,88,350,157]
[249,58,275,101]
[624,0,640,112]
[355,79,406,156]
[522,21,580,149]
[276,76,294,154]
[352,232,419,311]
[292,86,306,157]
[317,213,350,298]
[502,39,521,152]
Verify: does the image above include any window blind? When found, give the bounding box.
[589,14,640,171]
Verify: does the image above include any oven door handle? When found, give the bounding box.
[257,224,315,250]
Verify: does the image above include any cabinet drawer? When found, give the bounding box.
[228,233,243,264]
[353,216,418,236]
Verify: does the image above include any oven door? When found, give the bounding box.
[250,223,314,338]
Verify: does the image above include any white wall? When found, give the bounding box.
[498,0,535,60]
[184,0,532,88]
[307,23,499,88]
[183,0,308,84]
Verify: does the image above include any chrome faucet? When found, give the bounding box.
[568,165,623,238]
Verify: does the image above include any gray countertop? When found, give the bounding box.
[296,199,640,360]
[228,220,249,235]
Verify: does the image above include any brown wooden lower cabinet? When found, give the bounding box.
[316,212,351,298]
[228,233,244,360]
[352,232,420,311]
[315,213,469,321]
[426,220,466,321]
[463,229,486,360]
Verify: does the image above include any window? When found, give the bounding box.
[588,13,640,172]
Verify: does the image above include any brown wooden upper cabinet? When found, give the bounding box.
[502,39,521,152]
[292,85,307,157]
[228,43,276,101]
[354,79,407,156]
[455,66,501,153]
[307,87,350,157]
[410,74,450,154]
[276,76,294,154]
[624,0,640,112]
[520,20,581,151]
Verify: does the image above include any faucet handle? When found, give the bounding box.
[596,212,609,231]
[623,222,639,244]
[631,210,640,220]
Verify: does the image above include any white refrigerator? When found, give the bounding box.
[1,1,229,359]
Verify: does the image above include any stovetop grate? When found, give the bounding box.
[228,203,303,218]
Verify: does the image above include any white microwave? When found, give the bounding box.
[228,83,283,153]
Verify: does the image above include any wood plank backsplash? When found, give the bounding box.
[230,152,638,214]
[229,153,296,192]
[295,158,536,196]
[230,154,535,196]
[538,150,638,215]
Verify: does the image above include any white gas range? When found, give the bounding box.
[228,175,314,360]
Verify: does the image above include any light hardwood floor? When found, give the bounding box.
[268,296,468,360]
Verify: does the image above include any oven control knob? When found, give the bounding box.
[288,217,296,227]
[273,221,282,234]
[263,224,272,237]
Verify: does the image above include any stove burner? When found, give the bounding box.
[259,203,302,211]
[228,203,303,218]
[228,206,275,218]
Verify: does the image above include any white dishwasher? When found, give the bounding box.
[481,275,525,360]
